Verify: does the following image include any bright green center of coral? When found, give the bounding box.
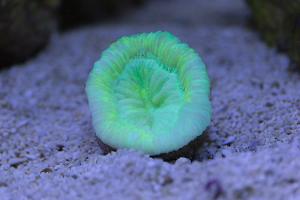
[115,58,184,132]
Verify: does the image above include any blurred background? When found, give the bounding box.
[0,0,299,70]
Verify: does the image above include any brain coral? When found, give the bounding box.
[86,31,211,156]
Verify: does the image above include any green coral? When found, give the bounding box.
[247,0,300,67]
[86,32,211,155]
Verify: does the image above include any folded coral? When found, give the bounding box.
[86,32,211,156]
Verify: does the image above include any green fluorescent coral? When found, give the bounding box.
[86,31,211,155]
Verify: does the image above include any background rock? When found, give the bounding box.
[58,0,145,30]
[0,0,59,68]
[247,0,300,69]
[0,0,145,68]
